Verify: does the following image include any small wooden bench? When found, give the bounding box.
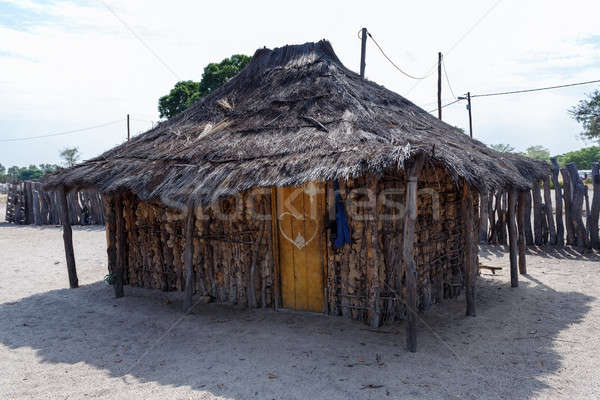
[478,265,502,275]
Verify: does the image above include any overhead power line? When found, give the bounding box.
[365,31,435,80]
[427,98,462,113]
[97,0,181,80]
[442,59,457,99]
[406,0,504,95]
[470,79,600,98]
[425,78,600,113]
[0,119,124,142]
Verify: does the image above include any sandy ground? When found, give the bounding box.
[1,197,600,399]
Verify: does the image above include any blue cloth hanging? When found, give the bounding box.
[333,180,351,248]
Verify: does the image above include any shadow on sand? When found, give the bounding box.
[0,253,595,399]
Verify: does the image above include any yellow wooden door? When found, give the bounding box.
[274,182,325,312]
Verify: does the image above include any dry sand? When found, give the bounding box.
[1,197,600,399]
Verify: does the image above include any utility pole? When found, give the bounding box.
[360,27,367,78]
[458,93,473,138]
[466,92,473,138]
[127,114,130,141]
[437,52,443,120]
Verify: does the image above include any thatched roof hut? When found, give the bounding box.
[45,40,547,202]
[45,40,549,352]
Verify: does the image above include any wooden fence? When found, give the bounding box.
[480,161,600,249]
[5,181,105,225]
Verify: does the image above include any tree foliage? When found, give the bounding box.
[489,143,515,153]
[0,163,58,182]
[570,89,600,142]
[521,145,550,162]
[158,54,251,119]
[556,146,600,169]
[60,147,80,167]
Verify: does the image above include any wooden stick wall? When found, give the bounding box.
[105,190,276,308]
[479,161,600,250]
[5,181,104,225]
[104,164,473,328]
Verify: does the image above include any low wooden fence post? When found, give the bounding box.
[590,163,600,249]
[479,191,489,243]
[508,189,519,287]
[542,176,556,245]
[560,168,575,245]
[517,191,527,274]
[550,158,564,246]
[532,180,543,245]
[567,163,588,247]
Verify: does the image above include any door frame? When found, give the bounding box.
[270,184,328,313]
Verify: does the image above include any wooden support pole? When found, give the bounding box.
[403,153,425,352]
[104,196,117,282]
[591,163,600,250]
[543,175,557,245]
[114,193,125,298]
[127,114,130,141]
[58,186,78,288]
[508,189,519,287]
[462,184,476,316]
[550,158,564,246]
[183,202,196,313]
[517,191,527,274]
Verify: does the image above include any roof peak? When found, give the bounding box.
[243,40,347,75]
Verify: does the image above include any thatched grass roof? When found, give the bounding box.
[45,40,550,204]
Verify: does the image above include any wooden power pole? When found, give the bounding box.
[437,52,443,120]
[466,92,473,138]
[127,114,130,141]
[360,27,367,78]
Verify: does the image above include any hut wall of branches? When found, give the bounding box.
[102,164,476,326]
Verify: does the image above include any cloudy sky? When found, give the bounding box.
[1,0,599,167]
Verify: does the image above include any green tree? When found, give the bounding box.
[0,163,5,175]
[556,146,600,169]
[522,145,550,162]
[158,80,202,119]
[60,147,80,167]
[18,165,44,180]
[38,163,58,174]
[158,54,251,119]
[570,89,600,142]
[7,166,19,177]
[490,143,515,153]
